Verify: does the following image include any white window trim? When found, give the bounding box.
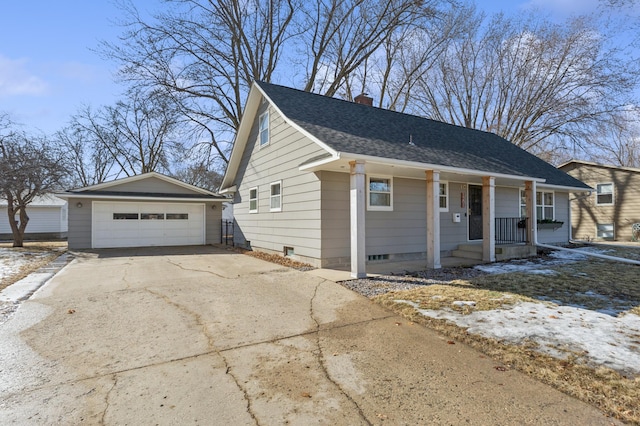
[249,187,258,213]
[520,189,555,220]
[595,182,614,206]
[270,181,282,212]
[259,111,270,147]
[367,176,393,211]
[539,190,555,221]
[439,181,449,212]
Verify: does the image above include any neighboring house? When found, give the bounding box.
[559,160,640,241]
[56,172,226,249]
[0,194,68,240]
[220,81,591,277]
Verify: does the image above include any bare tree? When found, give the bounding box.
[103,0,298,167]
[583,107,640,167]
[68,89,183,178]
[172,164,223,191]
[0,117,67,247]
[55,123,118,187]
[413,11,638,161]
[297,0,439,97]
[103,0,452,169]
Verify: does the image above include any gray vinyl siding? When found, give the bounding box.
[104,177,200,194]
[495,186,520,217]
[67,197,92,249]
[365,177,427,256]
[537,191,570,244]
[562,163,640,241]
[232,101,325,263]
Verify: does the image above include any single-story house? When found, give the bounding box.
[0,194,68,240]
[220,81,591,277]
[559,160,640,241]
[56,172,226,249]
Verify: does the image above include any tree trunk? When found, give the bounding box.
[7,205,28,248]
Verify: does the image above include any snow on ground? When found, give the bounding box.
[474,246,610,275]
[393,246,640,377]
[0,249,40,281]
[397,300,640,377]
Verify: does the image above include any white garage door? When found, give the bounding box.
[92,201,205,248]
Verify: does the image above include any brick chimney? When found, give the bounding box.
[354,93,373,107]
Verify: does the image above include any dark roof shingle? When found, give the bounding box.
[257,81,589,189]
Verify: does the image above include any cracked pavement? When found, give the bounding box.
[0,246,620,425]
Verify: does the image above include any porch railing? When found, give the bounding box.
[495,217,528,244]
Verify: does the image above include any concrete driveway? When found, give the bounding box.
[0,246,618,425]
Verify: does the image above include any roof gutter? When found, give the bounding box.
[318,152,547,183]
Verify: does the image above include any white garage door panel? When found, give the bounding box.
[92,202,205,248]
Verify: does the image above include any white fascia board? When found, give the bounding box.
[220,85,262,190]
[253,83,338,157]
[55,193,226,202]
[219,185,237,194]
[298,155,341,171]
[339,153,547,183]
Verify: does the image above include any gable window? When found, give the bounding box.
[596,183,613,205]
[367,176,393,211]
[270,181,282,212]
[249,187,258,213]
[520,190,555,220]
[259,111,270,146]
[439,182,449,211]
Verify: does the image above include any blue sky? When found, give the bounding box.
[0,0,603,135]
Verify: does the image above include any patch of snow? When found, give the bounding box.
[474,247,610,275]
[452,301,476,307]
[397,299,640,377]
[0,250,35,281]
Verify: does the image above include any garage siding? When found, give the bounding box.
[67,197,93,249]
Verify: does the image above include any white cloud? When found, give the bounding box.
[522,0,600,16]
[0,55,48,97]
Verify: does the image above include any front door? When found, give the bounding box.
[469,185,483,240]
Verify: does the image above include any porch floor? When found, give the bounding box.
[307,256,484,282]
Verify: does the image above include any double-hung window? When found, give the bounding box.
[259,111,269,147]
[596,183,613,205]
[270,181,282,212]
[367,176,393,211]
[520,190,555,220]
[439,182,449,211]
[249,187,258,213]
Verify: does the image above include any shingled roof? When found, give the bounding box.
[256,81,590,190]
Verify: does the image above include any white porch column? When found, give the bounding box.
[426,170,441,269]
[482,176,496,262]
[525,180,537,246]
[350,160,366,278]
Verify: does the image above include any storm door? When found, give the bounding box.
[468,185,483,240]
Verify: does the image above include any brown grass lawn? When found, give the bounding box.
[374,253,640,424]
[0,241,67,292]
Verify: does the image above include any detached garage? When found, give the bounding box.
[56,173,227,249]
